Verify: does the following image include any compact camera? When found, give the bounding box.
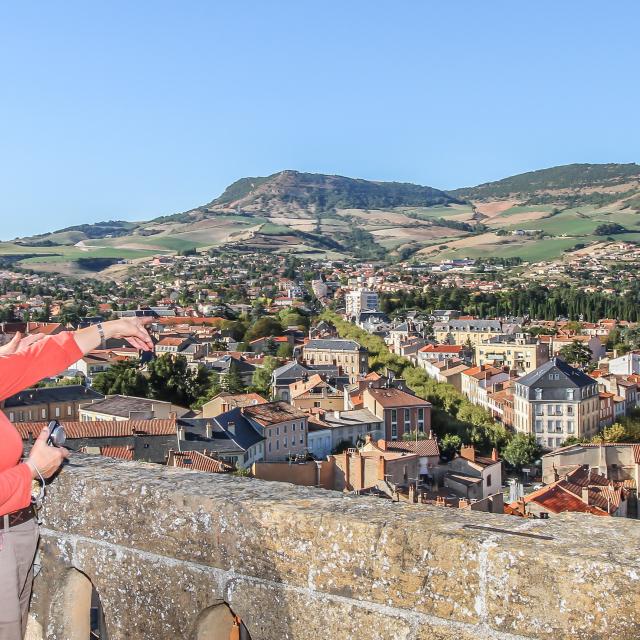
[46,420,66,447]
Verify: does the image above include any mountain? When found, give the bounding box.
[193,170,462,217]
[451,163,640,209]
[5,163,640,276]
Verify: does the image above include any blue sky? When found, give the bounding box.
[1,1,638,239]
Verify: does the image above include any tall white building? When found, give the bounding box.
[345,289,378,318]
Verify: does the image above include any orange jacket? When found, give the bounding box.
[0,332,82,516]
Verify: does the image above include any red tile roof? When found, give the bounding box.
[15,419,177,440]
[168,450,233,473]
[383,439,440,457]
[97,446,134,460]
[364,387,431,408]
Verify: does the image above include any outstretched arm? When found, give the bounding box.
[0,317,154,401]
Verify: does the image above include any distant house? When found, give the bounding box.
[201,392,267,419]
[166,450,233,474]
[378,437,440,481]
[289,374,343,412]
[513,358,600,449]
[515,465,629,518]
[79,394,189,422]
[300,339,368,384]
[307,409,383,458]
[444,445,502,500]
[362,387,431,440]
[242,401,309,462]
[2,385,103,423]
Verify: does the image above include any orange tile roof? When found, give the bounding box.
[383,439,439,457]
[15,419,177,440]
[364,387,431,408]
[97,445,134,460]
[169,450,233,473]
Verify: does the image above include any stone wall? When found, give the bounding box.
[29,455,640,639]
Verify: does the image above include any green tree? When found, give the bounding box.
[147,354,199,407]
[92,360,149,397]
[502,434,541,469]
[558,341,592,368]
[440,433,462,458]
[276,342,293,358]
[222,360,246,394]
[192,372,222,411]
[244,317,284,342]
[248,356,279,398]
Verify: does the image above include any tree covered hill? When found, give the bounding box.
[450,163,640,208]
[203,169,463,215]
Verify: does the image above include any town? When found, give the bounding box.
[2,248,639,521]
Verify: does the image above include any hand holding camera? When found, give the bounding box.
[27,421,69,480]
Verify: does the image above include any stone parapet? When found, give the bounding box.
[29,455,640,639]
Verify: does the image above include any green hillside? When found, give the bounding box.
[451,163,640,206]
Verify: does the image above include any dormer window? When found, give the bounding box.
[535,388,542,400]
[567,389,574,400]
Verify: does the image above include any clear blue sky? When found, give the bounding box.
[1,1,638,239]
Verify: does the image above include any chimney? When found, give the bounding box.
[205,422,212,439]
[553,465,560,482]
[581,487,590,505]
[177,427,185,441]
[491,448,499,462]
[377,439,387,450]
[460,445,475,463]
[377,456,386,481]
[344,450,351,489]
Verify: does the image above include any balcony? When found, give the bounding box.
[27,455,640,639]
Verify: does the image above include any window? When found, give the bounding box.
[535,419,543,433]
[547,420,554,432]
[268,442,272,452]
[555,405,562,415]
[404,409,411,433]
[67,405,72,416]
[487,474,492,487]
[546,404,553,415]
[276,440,280,450]
[276,427,280,436]
[284,436,287,447]
[390,409,398,439]
[535,388,542,400]
[9,412,14,421]
[548,438,554,447]
[300,435,304,445]
[567,405,574,415]
[535,405,544,416]
[417,408,425,432]
[292,423,296,431]
[284,425,287,434]
[567,389,574,400]
[41,409,46,419]
[55,407,60,417]
[567,421,574,433]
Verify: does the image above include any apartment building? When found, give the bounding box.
[461,365,513,409]
[345,289,379,319]
[288,374,343,412]
[512,358,600,449]
[242,401,308,462]
[301,339,368,384]
[475,334,548,375]
[362,387,431,440]
[2,386,103,423]
[433,319,519,347]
